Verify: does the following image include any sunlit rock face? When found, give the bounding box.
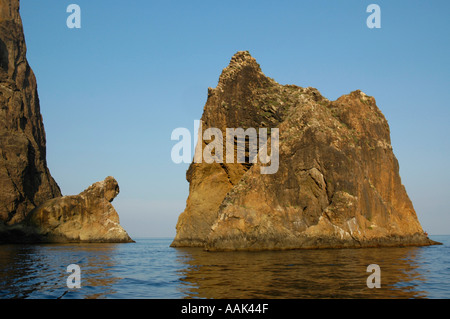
[0,0,61,226]
[0,1,132,244]
[172,51,437,251]
[25,176,134,243]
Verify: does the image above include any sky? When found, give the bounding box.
[19,0,449,237]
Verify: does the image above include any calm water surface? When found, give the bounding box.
[0,236,449,299]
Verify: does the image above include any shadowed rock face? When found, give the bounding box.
[23,176,133,243]
[0,0,61,225]
[171,51,438,251]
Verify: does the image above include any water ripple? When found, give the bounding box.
[0,236,449,299]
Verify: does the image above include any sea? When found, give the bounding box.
[0,236,449,299]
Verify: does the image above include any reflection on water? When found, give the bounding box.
[0,237,448,299]
[0,244,121,299]
[174,246,430,298]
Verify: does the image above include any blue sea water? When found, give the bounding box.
[0,236,449,299]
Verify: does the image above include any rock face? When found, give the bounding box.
[0,1,132,244]
[23,176,133,243]
[0,0,61,225]
[171,51,438,251]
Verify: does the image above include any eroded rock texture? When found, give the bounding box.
[171,51,437,250]
[24,176,134,243]
[0,0,61,225]
[0,1,132,244]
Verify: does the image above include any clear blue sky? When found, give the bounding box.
[20,1,449,237]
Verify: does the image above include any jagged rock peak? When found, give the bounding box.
[229,50,259,68]
[217,50,264,87]
[171,51,440,251]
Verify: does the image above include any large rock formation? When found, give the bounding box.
[171,51,438,250]
[23,176,133,243]
[0,0,132,243]
[0,0,61,225]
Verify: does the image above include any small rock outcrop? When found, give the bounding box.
[23,176,133,243]
[0,177,134,243]
[171,51,439,250]
[24,176,133,242]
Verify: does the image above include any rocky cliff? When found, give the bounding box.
[0,0,61,225]
[171,51,438,250]
[0,0,132,243]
